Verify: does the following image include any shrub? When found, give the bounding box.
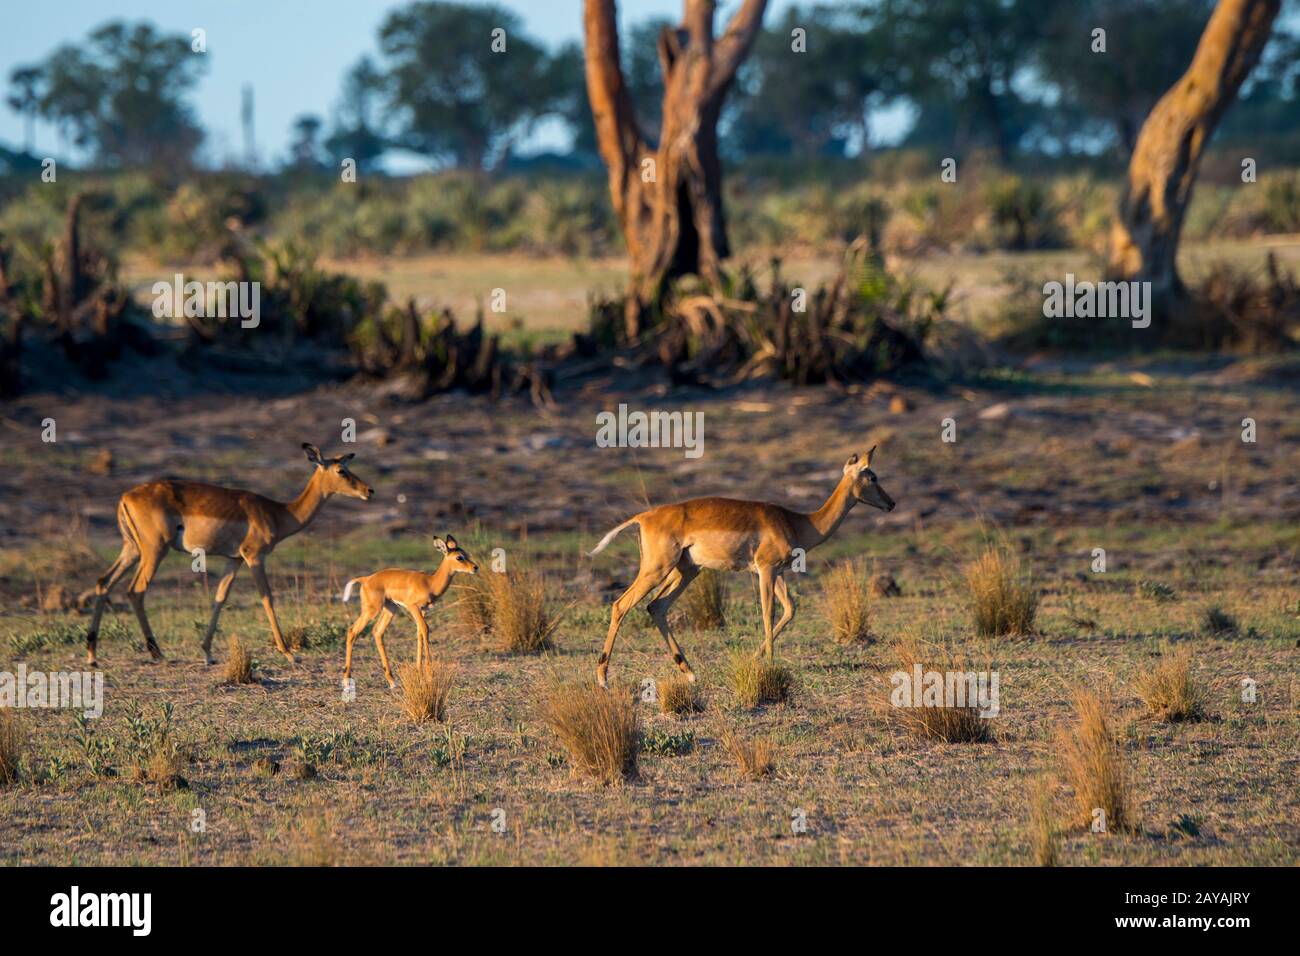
[540,682,638,785]
[818,558,873,644]
[222,634,255,685]
[964,544,1037,638]
[465,568,559,654]
[1200,605,1239,637]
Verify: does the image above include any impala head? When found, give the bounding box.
[844,446,895,512]
[302,443,374,500]
[434,534,479,574]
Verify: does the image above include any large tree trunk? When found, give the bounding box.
[584,0,767,338]
[1107,0,1279,310]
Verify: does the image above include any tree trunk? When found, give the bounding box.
[584,0,768,338]
[1107,0,1279,310]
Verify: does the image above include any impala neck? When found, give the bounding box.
[427,559,455,597]
[281,469,329,536]
[802,473,858,549]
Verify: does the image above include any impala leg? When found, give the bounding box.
[371,606,398,689]
[246,559,295,663]
[200,557,242,664]
[344,598,383,684]
[597,561,675,688]
[126,547,167,662]
[86,541,139,666]
[755,566,776,661]
[404,603,430,669]
[646,564,700,681]
[768,574,795,658]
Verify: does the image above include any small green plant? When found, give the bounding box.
[1137,580,1178,603]
[429,726,469,768]
[69,712,115,777]
[640,728,696,756]
[10,618,131,655]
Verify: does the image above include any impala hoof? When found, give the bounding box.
[685,671,697,683]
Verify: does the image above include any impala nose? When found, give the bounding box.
[366,487,375,500]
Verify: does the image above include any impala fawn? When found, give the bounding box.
[340,535,479,688]
[85,443,374,666]
[587,447,895,687]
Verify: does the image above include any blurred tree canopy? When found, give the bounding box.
[12,21,205,169]
[368,0,568,171]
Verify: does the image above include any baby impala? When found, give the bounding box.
[340,535,479,688]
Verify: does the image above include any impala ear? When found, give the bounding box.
[341,452,356,463]
[433,536,448,554]
[863,445,877,469]
[445,535,458,551]
[302,443,323,465]
[842,453,860,475]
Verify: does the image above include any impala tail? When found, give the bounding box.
[587,518,639,557]
[341,578,362,603]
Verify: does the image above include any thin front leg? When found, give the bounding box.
[755,565,776,660]
[200,557,242,664]
[769,574,795,657]
[247,558,295,663]
[597,563,674,688]
[371,607,398,689]
[404,603,430,669]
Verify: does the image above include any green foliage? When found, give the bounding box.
[640,728,696,757]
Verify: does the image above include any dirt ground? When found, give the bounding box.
[1,344,1297,865]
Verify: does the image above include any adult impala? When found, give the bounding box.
[84,443,374,666]
[587,447,894,687]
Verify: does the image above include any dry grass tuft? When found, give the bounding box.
[963,544,1038,637]
[719,727,775,780]
[1056,689,1136,834]
[0,709,26,786]
[463,568,560,654]
[222,634,255,685]
[1134,644,1206,722]
[818,558,873,644]
[885,640,994,743]
[288,809,342,866]
[540,681,639,785]
[397,660,454,723]
[678,569,728,630]
[1029,776,1060,866]
[729,654,795,709]
[659,675,703,715]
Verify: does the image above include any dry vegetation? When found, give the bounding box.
[463,568,560,654]
[678,570,728,630]
[222,634,255,685]
[719,727,775,780]
[818,558,873,645]
[397,660,454,723]
[540,681,639,786]
[0,710,24,786]
[1134,644,1206,723]
[964,544,1038,638]
[1056,690,1137,835]
[659,676,703,716]
[728,654,795,710]
[884,639,995,744]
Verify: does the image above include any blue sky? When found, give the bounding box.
[0,0,811,167]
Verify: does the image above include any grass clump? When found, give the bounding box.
[222,634,255,685]
[1137,579,1178,603]
[1056,690,1136,834]
[1200,604,1239,637]
[540,681,638,785]
[0,709,27,786]
[397,660,454,723]
[818,558,873,644]
[963,543,1037,638]
[886,640,995,743]
[677,570,728,630]
[728,654,794,709]
[1134,644,1206,722]
[659,675,703,715]
[462,568,560,654]
[719,728,774,779]
[1028,776,1060,866]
